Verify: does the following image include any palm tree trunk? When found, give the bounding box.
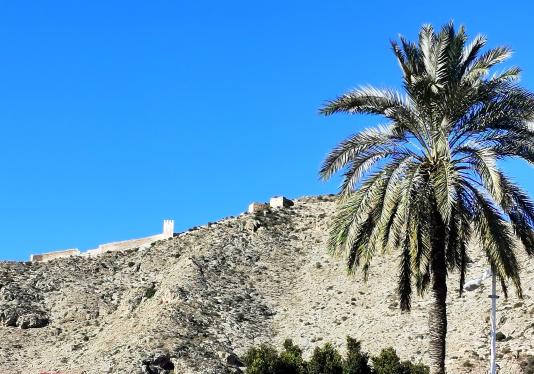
[429,214,448,374]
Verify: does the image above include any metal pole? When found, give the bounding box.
[489,271,498,374]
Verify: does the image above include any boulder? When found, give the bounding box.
[141,352,175,374]
[0,308,49,329]
[226,353,244,367]
[17,313,49,329]
[245,219,261,233]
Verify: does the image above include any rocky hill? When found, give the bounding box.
[1,196,533,374]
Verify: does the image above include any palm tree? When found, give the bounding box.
[319,23,534,374]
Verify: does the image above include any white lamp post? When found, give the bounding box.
[463,268,497,374]
[489,271,498,374]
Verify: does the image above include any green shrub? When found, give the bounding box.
[242,341,306,374]
[279,339,307,374]
[372,347,429,374]
[520,354,534,374]
[372,347,403,374]
[399,361,430,374]
[242,338,428,374]
[344,337,372,374]
[308,343,343,374]
[462,360,473,368]
[243,344,281,374]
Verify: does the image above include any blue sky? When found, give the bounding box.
[0,1,533,261]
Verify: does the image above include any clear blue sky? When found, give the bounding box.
[1,1,533,261]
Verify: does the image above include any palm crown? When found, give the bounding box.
[320,22,534,374]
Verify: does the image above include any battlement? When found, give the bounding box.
[30,219,175,262]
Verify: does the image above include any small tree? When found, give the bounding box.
[372,347,429,374]
[243,344,281,374]
[242,339,429,374]
[344,337,372,374]
[308,343,344,374]
[278,339,307,374]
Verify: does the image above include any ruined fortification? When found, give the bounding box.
[30,249,80,262]
[30,197,294,262]
[248,195,294,214]
[98,219,174,253]
[30,220,175,262]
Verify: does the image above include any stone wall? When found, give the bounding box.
[247,196,294,213]
[98,234,165,253]
[248,202,269,214]
[30,249,80,262]
[81,248,101,258]
[30,220,175,261]
[269,196,294,208]
[99,220,174,253]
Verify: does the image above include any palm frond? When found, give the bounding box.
[398,238,412,311]
[499,173,534,255]
[466,182,523,297]
[464,46,513,81]
[319,86,408,116]
[319,125,401,180]
[400,36,423,77]
[431,160,457,223]
[419,24,436,80]
[328,161,400,257]
[367,159,418,254]
[491,66,521,83]
[391,40,411,80]
[460,34,487,74]
[454,143,502,203]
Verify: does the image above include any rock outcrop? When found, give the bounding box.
[0,195,533,373]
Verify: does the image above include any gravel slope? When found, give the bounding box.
[0,195,533,373]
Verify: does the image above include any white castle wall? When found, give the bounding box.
[248,202,269,214]
[82,248,101,257]
[30,220,174,262]
[98,234,165,253]
[30,249,80,262]
[269,196,293,208]
[247,196,294,213]
[99,220,174,253]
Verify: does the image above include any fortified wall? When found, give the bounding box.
[30,195,294,262]
[98,220,174,253]
[248,195,294,213]
[30,249,80,262]
[30,220,174,262]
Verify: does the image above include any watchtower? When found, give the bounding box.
[163,219,174,238]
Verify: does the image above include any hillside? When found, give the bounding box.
[1,195,533,374]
